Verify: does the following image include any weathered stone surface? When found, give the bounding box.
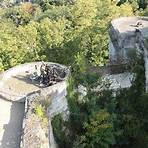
[95,73,132,92]
[101,72,133,90]
[0,99,24,148]
[0,62,70,148]
[21,84,69,148]
[21,94,50,148]
[109,17,148,63]
[109,16,148,92]
[0,62,69,102]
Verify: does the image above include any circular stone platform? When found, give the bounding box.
[0,62,69,102]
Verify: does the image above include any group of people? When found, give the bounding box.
[39,62,59,86]
[31,62,61,86]
[130,21,143,28]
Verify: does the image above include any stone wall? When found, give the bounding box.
[21,92,50,148]
[20,81,69,147]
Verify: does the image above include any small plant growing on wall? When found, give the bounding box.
[34,104,44,119]
[33,95,51,121]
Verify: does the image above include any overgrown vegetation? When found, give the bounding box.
[52,56,148,148]
[114,58,148,148]
[34,97,51,126]
[0,0,148,148]
[0,0,135,71]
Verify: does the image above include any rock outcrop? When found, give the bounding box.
[109,17,148,92]
[0,62,69,148]
[0,16,148,148]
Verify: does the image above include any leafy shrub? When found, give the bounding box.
[51,115,72,148]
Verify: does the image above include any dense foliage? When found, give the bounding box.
[0,0,134,71]
[114,58,148,148]
[0,0,148,148]
[117,0,147,10]
[52,57,148,148]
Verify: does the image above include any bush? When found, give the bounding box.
[51,115,72,148]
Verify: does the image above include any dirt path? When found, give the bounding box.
[0,98,24,148]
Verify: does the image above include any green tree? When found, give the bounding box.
[38,17,67,62]
[0,19,21,71]
[69,0,133,66]
[117,0,147,10]
[16,21,40,62]
[2,2,42,26]
[73,110,115,148]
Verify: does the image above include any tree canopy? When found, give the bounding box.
[0,1,148,148]
[0,0,135,71]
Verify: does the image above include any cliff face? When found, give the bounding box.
[109,17,148,92]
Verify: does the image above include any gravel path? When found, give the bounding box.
[0,98,24,148]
